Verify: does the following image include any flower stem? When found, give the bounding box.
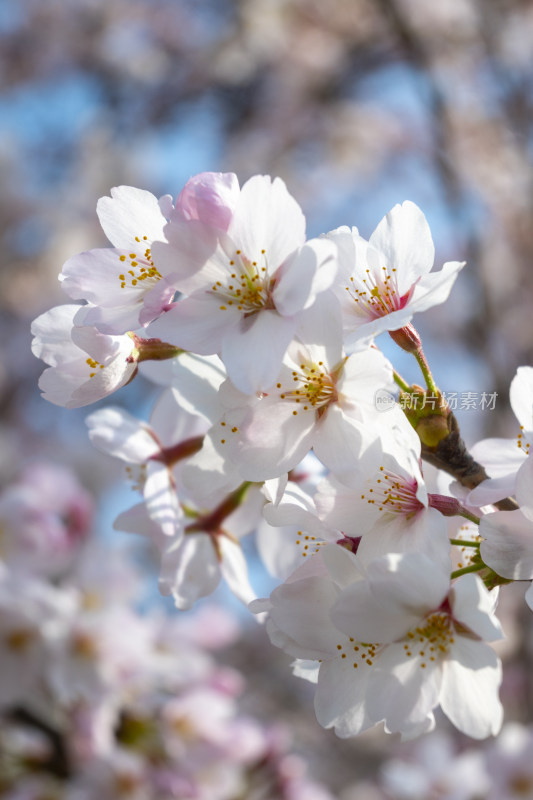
[449,538,480,548]
[393,370,411,392]
[450,562,484,579]
[413,347,438,395]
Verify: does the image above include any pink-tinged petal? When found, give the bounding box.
[367,644,442,733]
[268,576,344,660]
[407,260,465,314]
[450,574,503,642]
[515,454,533,522]
[174,171,239,230]
[273,239,337,317]
[61,249,139,304]
[369,201,435,292]
[315,657,375,737]
[97,186,167,249]
[440,638,502,738]
[218,536,256,606]
[147,295,239,354]
[138,281,177,326]
[221,310,296,394]
[86,407,159,463]
[159,533,220,610]
[510,366,533,431]
[229,175,306,272]
[480,510,533,579]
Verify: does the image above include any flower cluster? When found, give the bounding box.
[31,171,531,744]
[0,463,334,800]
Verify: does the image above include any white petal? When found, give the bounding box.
[97,186,167,249]
[510,366,533,431]
[31,305,80,366]
[86,407,159,463]
[480,510,533,579]
[268,575,344,659]
[230,397,315,481]
[218,537,256,606]
[408,260,465,313]
[147,294,238,354]
[273,238,337,316]
[144,461,181,538]
[367,643,442,734]
[450,574,503,642]
[471,437,524,475]
[440,638,502,738]
[159,534,220,609]
[314,656,374,737]
[221,310,295,394]
[369,201,435,292]
[515,454,533,522]
[228,175,305,272]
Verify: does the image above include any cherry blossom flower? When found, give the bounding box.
[156,483,264,610]
[87,388,208,537]
[147,174,337,394]
[326,201,464,346]
[253,545,503,740]
[209,298,402,481]
[31,304,139,408]
[256,481,341,581]
[468,366,533,506]
[59,186,178,335]
[479,504,533,610]
[0,461,93,577]
[314,426,450,567]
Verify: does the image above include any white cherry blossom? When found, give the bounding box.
[326,201,464,346]
[254,546,503,740]
[315,427,450,567]
[60,186,177,334]
[468,366,533,506]
[210,298,400,481]
[87,388,207,537]
[31,304,138,408]
[147,174,337,394]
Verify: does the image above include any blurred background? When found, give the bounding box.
[3,0,533,796]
